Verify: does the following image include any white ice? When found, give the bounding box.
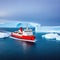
[42,33,58,39]
[56,36,60,41]
[0,32,10,38]
[42,33,60,41]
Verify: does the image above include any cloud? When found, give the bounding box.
[0,22,5,24]
[0,0,59,21]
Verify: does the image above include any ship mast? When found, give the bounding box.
[26,24,28,30]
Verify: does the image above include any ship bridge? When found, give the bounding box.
[17,22,41,32]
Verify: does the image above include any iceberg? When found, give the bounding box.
[42,33,60,41]
[56,35,60,41]
[0,32,10,38]
[0,20,60,33]
[42,33,58,39]
[17,22,41,32]
[0,20,41,32]
[39,26,60,33]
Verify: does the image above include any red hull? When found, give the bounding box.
[11,33,35,41]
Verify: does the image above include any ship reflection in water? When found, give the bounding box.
[17,40,36,53]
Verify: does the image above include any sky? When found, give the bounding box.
[0,0,60,26]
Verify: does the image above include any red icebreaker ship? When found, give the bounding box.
[11,26,35,42]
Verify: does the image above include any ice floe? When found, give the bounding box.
[56,36,60,41]
[42,33,60,41]
[0,32,10,38]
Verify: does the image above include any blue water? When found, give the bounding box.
[0,28,60,60]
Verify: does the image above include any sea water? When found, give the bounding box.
[0,28,60,60]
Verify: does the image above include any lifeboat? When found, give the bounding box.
[11,26,35,42]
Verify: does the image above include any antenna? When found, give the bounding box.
[26,24,28,30]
